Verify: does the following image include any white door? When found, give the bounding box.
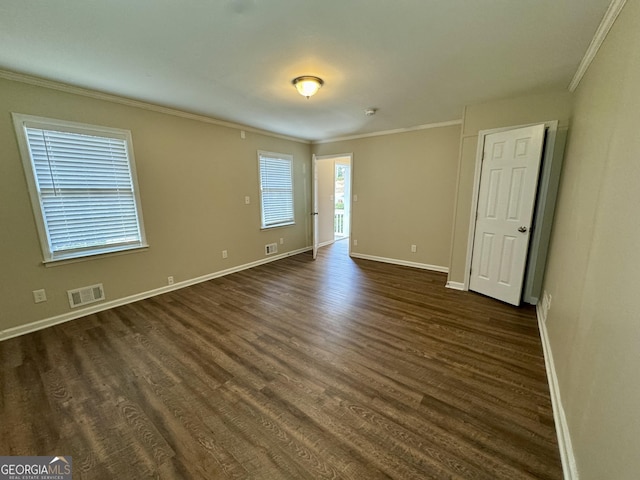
[312,154,319,260]
[469,124,545,305]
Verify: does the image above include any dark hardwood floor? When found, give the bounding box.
[0,240,562,479]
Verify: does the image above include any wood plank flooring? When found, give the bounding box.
[0,240,562,479]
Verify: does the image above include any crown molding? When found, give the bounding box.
[568,0,627,92]
[312,119,463,144]
[0,69,311,144]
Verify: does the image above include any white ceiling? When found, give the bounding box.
[0,0,611,141]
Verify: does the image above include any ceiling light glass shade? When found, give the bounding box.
[292,76,324,98]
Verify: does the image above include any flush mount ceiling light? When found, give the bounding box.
[292,76,324,99]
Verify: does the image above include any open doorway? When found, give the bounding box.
[334,160,351,240]
[314,154,352,254]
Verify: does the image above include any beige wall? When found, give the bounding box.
[448,91,573,284]
[313,125,461,269]
[542,1,640,477]
[0,78,311,333]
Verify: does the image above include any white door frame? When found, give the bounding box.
[463,121,558,294]
[313,153,354,256]
[312,154,318,259]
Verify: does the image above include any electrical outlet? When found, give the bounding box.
[353,194,358,202]
[222,250,228,259]
[541,291,553,322]
[240,130,246,139]
[547,293,552,311]
[167,276,174,285]
[33,289,47,303]
[279,238,284,245]
[411,244,417,253]
[353,239,358,246]
[244,196,250,204]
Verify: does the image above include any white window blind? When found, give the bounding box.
[13,114,147,262]
[258,151,294,229]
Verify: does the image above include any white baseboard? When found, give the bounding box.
[445,281,465,291]
[350,252,448,273]
[536,303,579,480]
[0,247,312,342]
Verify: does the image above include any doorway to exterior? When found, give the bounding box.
[334,160,351,241]
[313,154,352,255]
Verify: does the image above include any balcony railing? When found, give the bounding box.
[334,209,345,236]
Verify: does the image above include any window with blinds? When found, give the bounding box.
[258,151,295,229]
[13,114,147,262]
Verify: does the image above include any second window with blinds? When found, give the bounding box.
[258,151,295,229]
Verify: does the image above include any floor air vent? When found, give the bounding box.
[265,243,278,255]
[68,283,105,308]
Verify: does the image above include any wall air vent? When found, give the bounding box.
[265,243,278,255]
[67,283,105,308]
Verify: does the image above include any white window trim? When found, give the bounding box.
[12,113,148,263]
[258,150,295,230]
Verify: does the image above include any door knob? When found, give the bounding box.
[518,226,528,233]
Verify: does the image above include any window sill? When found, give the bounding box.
[43,244,150,267]
[261,222,295,230]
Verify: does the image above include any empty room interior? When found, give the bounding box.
[1,1,638,479]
